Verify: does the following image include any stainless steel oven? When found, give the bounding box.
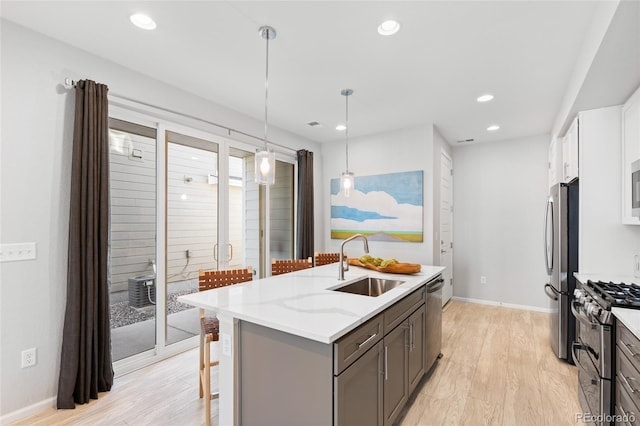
[571,293,613,424]
[573,278,640,425]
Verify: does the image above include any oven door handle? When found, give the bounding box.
[572,342,596,377]
[571,300,600,328]
[544,284,559,301]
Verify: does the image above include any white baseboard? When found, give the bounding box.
[452,296,551,313]
[1,396,56,425]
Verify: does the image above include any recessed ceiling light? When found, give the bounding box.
[487,125,500,131]
[336,124,347,131]
[477,94,494,103]
[130,13,156,30]
[378,20,400,36]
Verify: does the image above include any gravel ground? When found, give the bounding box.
[109,289,197,328]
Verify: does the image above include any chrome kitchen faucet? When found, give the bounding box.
[339,234,369,280]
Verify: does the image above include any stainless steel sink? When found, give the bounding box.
[332,277,406,297]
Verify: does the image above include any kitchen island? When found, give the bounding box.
[179,263,445,426]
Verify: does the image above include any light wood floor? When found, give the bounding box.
[12,301,580,426]
[398,301,581,426]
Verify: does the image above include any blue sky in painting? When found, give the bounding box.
[330,170,423,205]
[331,206,397,222]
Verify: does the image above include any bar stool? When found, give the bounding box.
[271,258,312,275]
[314,252,342,266]
[198,267,253,426]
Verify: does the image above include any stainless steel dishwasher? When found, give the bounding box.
[425,275,445,371]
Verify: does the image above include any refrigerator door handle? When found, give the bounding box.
[544,196,554,276]
[544,283,559,301]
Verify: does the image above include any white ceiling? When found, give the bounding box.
[1,1,638,145]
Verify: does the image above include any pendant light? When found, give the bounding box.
[340,88,355,196]
[255,26,276,185]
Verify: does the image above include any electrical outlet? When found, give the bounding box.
[480,276,487,284]
[21,348,36,368]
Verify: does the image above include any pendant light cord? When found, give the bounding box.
[345,92,349,173]
[263,30,270,151]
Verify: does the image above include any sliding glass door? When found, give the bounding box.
[164,129,219,346]
[108,118,158,362]
[162,129,260,347]
[107,109,295,371]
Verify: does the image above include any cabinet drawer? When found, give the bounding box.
[615,373,640,425]
[618,321,640,374]
[334,314,383,375]
[384,286,425,333]
[617,345,640,411]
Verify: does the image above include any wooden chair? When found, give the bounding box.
[271,258,312,276]
[198,267,253,426]
[314,252,342,267]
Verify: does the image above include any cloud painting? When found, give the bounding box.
[330,170,423,242]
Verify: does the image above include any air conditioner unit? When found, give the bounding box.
[128,274,156,308]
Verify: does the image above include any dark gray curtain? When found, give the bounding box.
[57,80,113,409]
[296,150,314,259]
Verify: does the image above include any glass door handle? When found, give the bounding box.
[213,244,218,262]
[228,243,233,262]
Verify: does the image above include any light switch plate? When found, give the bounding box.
[0,243,37,262]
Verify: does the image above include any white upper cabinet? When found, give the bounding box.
[562,117,579,183]
[622,85,640,225]
[548,136,562,188]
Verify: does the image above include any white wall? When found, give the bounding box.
[452,135,550,309]
[0,20,321,419]
[579,106,640,274]
[321,125,435,265]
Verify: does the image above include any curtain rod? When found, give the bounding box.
[64,78,297,154]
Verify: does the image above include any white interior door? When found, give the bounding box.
[439,151,453,306]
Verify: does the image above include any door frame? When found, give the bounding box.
[439,150,454,305]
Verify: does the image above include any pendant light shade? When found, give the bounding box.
[341,171,355,197]
[340,89,354,196]
[255,26,276,185]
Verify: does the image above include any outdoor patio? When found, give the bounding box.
[109,279,200,361]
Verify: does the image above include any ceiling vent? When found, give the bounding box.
[307,121,321,127]
[456,138,475,144]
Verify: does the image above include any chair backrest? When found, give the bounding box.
[314,252,341,267]
[199,267,253,291]
[271,258,312,276]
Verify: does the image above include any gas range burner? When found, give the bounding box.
[587,280,640,309]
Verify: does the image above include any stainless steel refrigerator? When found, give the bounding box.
[543,181,579,363]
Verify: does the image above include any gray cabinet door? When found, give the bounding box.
[408,306,426,394]
[383,323,409,426]
[334,340,384,426]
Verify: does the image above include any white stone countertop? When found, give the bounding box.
[178,263,445,344]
